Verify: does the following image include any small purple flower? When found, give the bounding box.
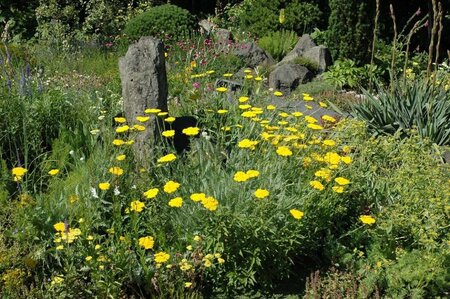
[193,82,201,89]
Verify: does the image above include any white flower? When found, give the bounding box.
[69,150,75,156]
[90,187,99,199]
[98,115,105,120]
[113,186,120,196]
[201,131,211,140]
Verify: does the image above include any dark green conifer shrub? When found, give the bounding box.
[124,4,197,41]
[326,0,373,64]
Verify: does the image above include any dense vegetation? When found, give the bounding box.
[1,1,449,298]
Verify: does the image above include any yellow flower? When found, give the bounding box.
[164,180,181,193]
[245,74,253,79]
[85,256,93,262]
[217,109,228,114]
[241,111,257,118]
[233,171,249,182]
[341,156,352,164]
[56,245,64,250]
[193,235,201,242]
[99,182,110,190]
[290,209,304,220]
[186,245,193,251]
[254,189,269,199]
[273,91,283,97]
[239,96,249,103]
[125,140,135,145]
[144,188,159,199]
[157,153,177,163]
[304,116,317,124]
[161,130,175,138]
[154,251,170,263]
[185,282,193,288]
[139,236,154,249]
[223,73,233,77]
[217,257,225,264]
[12,167,27,181]
[216,87,228,92]
[190,193,206,202]
[136,116,150,123]
[324,152,341,165]
[276,146,293,157]
[48,169,59,176]
[292,111,303,117]
[51,276,64,285]
[319,101,328,108]
[315,168,332,182]
[116,154,126,161]
[303,95,314,101]
[168,197,183,207]
[202,196,219,211]
[190,60,197,68]
[182,127,200,136]
[359,215,376,225]
[165,116,176,123]
[114,117,126,123]
[246,169,260,178]
[112,139,125,146]
[244,69,252,74]
[266,104,276,110]
[157,112,168,117]
[133,124,146,131]
[109,167,124,176]
[322,115,337,123]
[239,104,252,110]
[130,200,145,212]
[335,177,350,185]
[203,259,212,267]
[238,139,258,150]
[279,8,286,24]
[332,186,344,193]
[310,180,325,191]
[115,125,130,133]
[145,108,161,114]
[54,222,66,232]
[322,140,336,147]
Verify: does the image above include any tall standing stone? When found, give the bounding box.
[119,37,168,163]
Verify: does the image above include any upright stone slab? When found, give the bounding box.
[119,36,168,162]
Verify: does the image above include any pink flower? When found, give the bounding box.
[193,82,201,89]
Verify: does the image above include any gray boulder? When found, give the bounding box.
[234,42,275,68]
[199,19,216,35]
[281,34,316,64]
[119,36,168,163]
[269,63,313,94]
[302,45,332,73]
[214,28,233,46]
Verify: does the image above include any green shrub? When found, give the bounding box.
[322,59,363,90]
[258,30,297,61]
[293,56,319,73]
[124,4,197,42]
[352,79,450,146]
[284,1,322,35]
[326,0,373,64]
[235,0,322,38]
